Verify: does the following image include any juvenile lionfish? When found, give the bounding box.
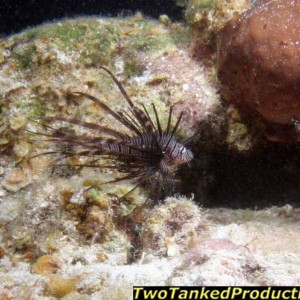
[35,67,194,200]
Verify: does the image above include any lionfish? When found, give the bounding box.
[34,67,194,200]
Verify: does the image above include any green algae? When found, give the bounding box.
[54,23,87,49]
[77,22,120,66]
[13,43,37,69]
[126,28,173,53]
[9,15,191,78]
[185,0,250,47]
[124,58,144,77]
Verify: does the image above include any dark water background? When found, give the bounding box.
[0,0,184,35]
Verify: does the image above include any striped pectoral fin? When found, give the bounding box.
[119,110,144,136]
[73,92,141,136]
[132,106,157,137]
[99,66,135,108]
[96,67,162,152]
[151,103,162,136]
[43,116,127,139]
[166,106,173,135]
[48,149,102,164]
[28,150,73,161]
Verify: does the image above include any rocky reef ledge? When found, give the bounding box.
[1,2,300,298]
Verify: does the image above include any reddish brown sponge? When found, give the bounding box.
[217,0,300,141]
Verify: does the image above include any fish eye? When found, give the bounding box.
[179,146,186,154]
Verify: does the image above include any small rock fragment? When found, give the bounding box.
[2,169,30,192]
[47,274,76,298]
[33,255,60,275]
[13,140,31,158]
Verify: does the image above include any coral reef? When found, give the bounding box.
[0,14,223,299]
[141,197,211,255]
[1,3,300,298]
[0,14,220,199]
[185,0,250,59]
[217,0,300,141]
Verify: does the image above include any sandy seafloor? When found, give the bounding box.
[1,3,300,299]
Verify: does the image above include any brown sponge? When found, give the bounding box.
[217,0,300,141]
